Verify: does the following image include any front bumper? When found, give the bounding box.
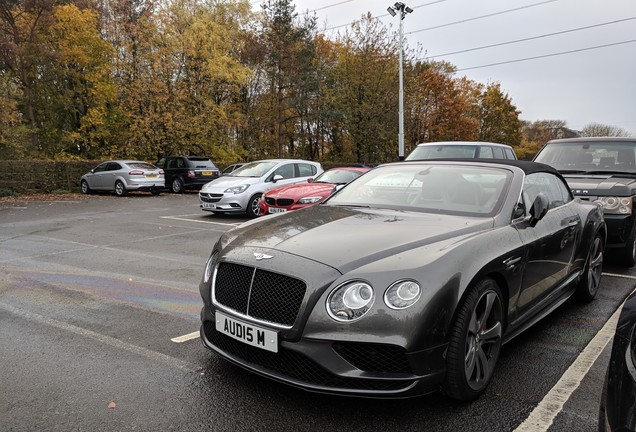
[200,306,447,397]
[605,214,634,249]
[199,192,249,213]
[198,247,448,397]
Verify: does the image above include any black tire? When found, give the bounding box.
[150,187,161,196]
[246,193,262,218]
[576,232,604,302]
[443,278,503,401]
[171,178,183,194]
[619,224,636,267]
[114,180,127,197]
[80,180,91,194]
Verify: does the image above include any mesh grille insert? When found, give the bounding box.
[214,262,306,326]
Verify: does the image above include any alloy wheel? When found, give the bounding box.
[464,289,503,391]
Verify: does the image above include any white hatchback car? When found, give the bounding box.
[406,141,517,161]
[199,159,323,217]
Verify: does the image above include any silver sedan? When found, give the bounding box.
[80,160,165,196]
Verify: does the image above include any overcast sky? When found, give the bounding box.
[253,0,636,136]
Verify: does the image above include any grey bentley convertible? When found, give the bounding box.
[199,160,606,401]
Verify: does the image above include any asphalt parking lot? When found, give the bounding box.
[1,192,635,432]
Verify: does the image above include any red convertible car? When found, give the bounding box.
[259,167,370,215]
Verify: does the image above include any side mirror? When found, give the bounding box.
[307,178,314,183]
[529,193,549,227]
[512,203,525,220]
[272,174,283,183]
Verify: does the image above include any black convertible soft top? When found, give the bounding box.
[401,158,561,176]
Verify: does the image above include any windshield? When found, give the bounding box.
[229,161,278,177]
[326,164,511,216]
[535,141,636,173]
[406,145,478,160]
[316,169,366,184]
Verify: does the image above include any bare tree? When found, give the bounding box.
[580,122,630,137]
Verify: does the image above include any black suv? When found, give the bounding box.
[534,137,636,266]
[155,156,220,193]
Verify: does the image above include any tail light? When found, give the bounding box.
[159,170,164,176]
[128,170,144,176]
[187,170,196,178]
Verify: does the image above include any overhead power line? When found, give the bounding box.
[324,0,450,31]
[454,39,636,71]
[313,0,357,12]
[424,16,636,59]
[407,0,559,34]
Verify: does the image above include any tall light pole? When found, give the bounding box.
[387,2,412,160]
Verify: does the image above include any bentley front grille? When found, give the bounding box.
[214,262,306,327]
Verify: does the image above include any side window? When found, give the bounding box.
[505,148,515,159]
[93,163,108,173]
[492,147,504,159]
[176,158,185,168]
[478,146,494,158]
[554,175,573,205]
[107,162,122,171]
[166,159,176,169]
[155,158,165,169]
[523,172,570,211]
[274,164,295,179]
[297,163,315,177]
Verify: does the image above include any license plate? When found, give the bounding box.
[146,173,157,178]
[215,311,278,353]
[202,171,212,176]
[202,203,216,209]
[269,207,287,214]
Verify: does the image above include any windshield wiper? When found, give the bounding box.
[559,170,588,174]
[585,170,636,177]
[332,204,370,208]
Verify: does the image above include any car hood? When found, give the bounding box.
[563,174,636,196]
[221,205,493,273]
[201,176,260,191]
[266,182,335,199]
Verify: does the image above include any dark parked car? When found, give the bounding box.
[199,160,605,400]
[155,156,220,193]
[534,137,636,266]
[599,289,636,431]
[406,141,517,161]
[80,160,164,196]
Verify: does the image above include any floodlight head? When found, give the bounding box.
[405,6,413,13]
[387,7,396,16]
[394,2,404,10]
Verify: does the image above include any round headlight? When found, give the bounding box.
[327,281,374,322]
[384,280,422,309]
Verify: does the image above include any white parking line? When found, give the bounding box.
[171,331,200,343]
[1,302,194,371]
[602,272,636,280]
[160,215,241,227]
[514,288,636,432]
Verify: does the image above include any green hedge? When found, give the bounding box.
[0,160,368,194]
[0,160,103,194]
